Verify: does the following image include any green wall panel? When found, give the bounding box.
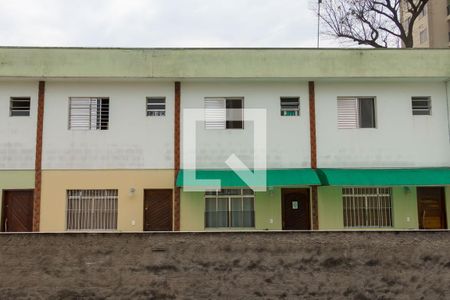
[392,187,418,229]
[318,187,344,230]
[180,188,282,231]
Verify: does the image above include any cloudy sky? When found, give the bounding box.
[0,0,340,48]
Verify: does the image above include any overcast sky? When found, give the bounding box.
[0,0,340,48]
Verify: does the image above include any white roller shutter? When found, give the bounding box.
[204,98,226,130]
[337,97,359,129]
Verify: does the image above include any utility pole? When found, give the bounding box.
[317,0,322,48]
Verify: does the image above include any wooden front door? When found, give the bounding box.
[144,189,173,231]
[1,190,34,232]
[417,187,447,230]
[282,188,311,230]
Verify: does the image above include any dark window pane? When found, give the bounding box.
[358,98,375,128]
[226,98,243,129]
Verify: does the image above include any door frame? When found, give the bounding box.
[281,188,312,230]
[1,189,35,232]
[416,186,447,230]
[143,188,174,231]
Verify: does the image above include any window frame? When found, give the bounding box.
[280,97,300,117]
[204,97,244,130]
[204,189,255,228]
[337,96,377,129]
[65,189,118,231]
[146,97,166,117]
[9,97,31,117]
[412,96,432,116]
[68,97,110,131]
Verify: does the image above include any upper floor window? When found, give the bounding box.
[337,97,376,129]
[412,96,431,115]
[10,97,31,117]
[204,97,243,130]
[68,97,109,130]
[280,97,300,116]
[146,97,166,116]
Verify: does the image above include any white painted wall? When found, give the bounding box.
[42,81,174,169]
[181,81,311,169]
[316,81,450,168]
[0,81,38,169]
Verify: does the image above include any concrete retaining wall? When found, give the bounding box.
[0,231,450,299]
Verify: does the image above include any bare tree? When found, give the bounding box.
[317,0,429,48]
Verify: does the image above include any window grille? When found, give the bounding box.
[66,189,118,231]
[205,189,255,228]
[68,97,110,130]
[342,187,393,228]
[10,97,31,116]
[146,97,166,116]
[280,97,300,116]
[412,97,431,115]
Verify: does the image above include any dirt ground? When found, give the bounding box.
[0,231,449,299]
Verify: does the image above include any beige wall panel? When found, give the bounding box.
[40,170,174,232]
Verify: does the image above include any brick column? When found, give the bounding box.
[308,81,319,230]
[33,81,45,232]
[173,82,181,231]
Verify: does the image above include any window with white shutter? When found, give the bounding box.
[204,98,243,129]
[205,98,226,129]
[337,97,376,129]
[69,97,110,130]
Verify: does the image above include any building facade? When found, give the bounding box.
[0,47,449,232]
[400,0,450,48]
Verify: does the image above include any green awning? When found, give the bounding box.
[317,168,450,186]
[176,169,321,188]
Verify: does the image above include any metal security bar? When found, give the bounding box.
[66,190,118,231]
[69,97,110,130]
[280,97,300,116]
[146,97,166,116]
[10,97,31,116]
[205,189,255,228]
[343,187,392,228]
[412,96,431,115]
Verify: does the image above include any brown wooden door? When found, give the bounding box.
[417,187,447,230]
[144,189,173,231]
[2,190,34,232]
[282,188,311,230]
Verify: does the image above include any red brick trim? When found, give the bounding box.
[308,81,317,169]
[308,81,319,230]
[33,81,45,232]
[174,82,181,231]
